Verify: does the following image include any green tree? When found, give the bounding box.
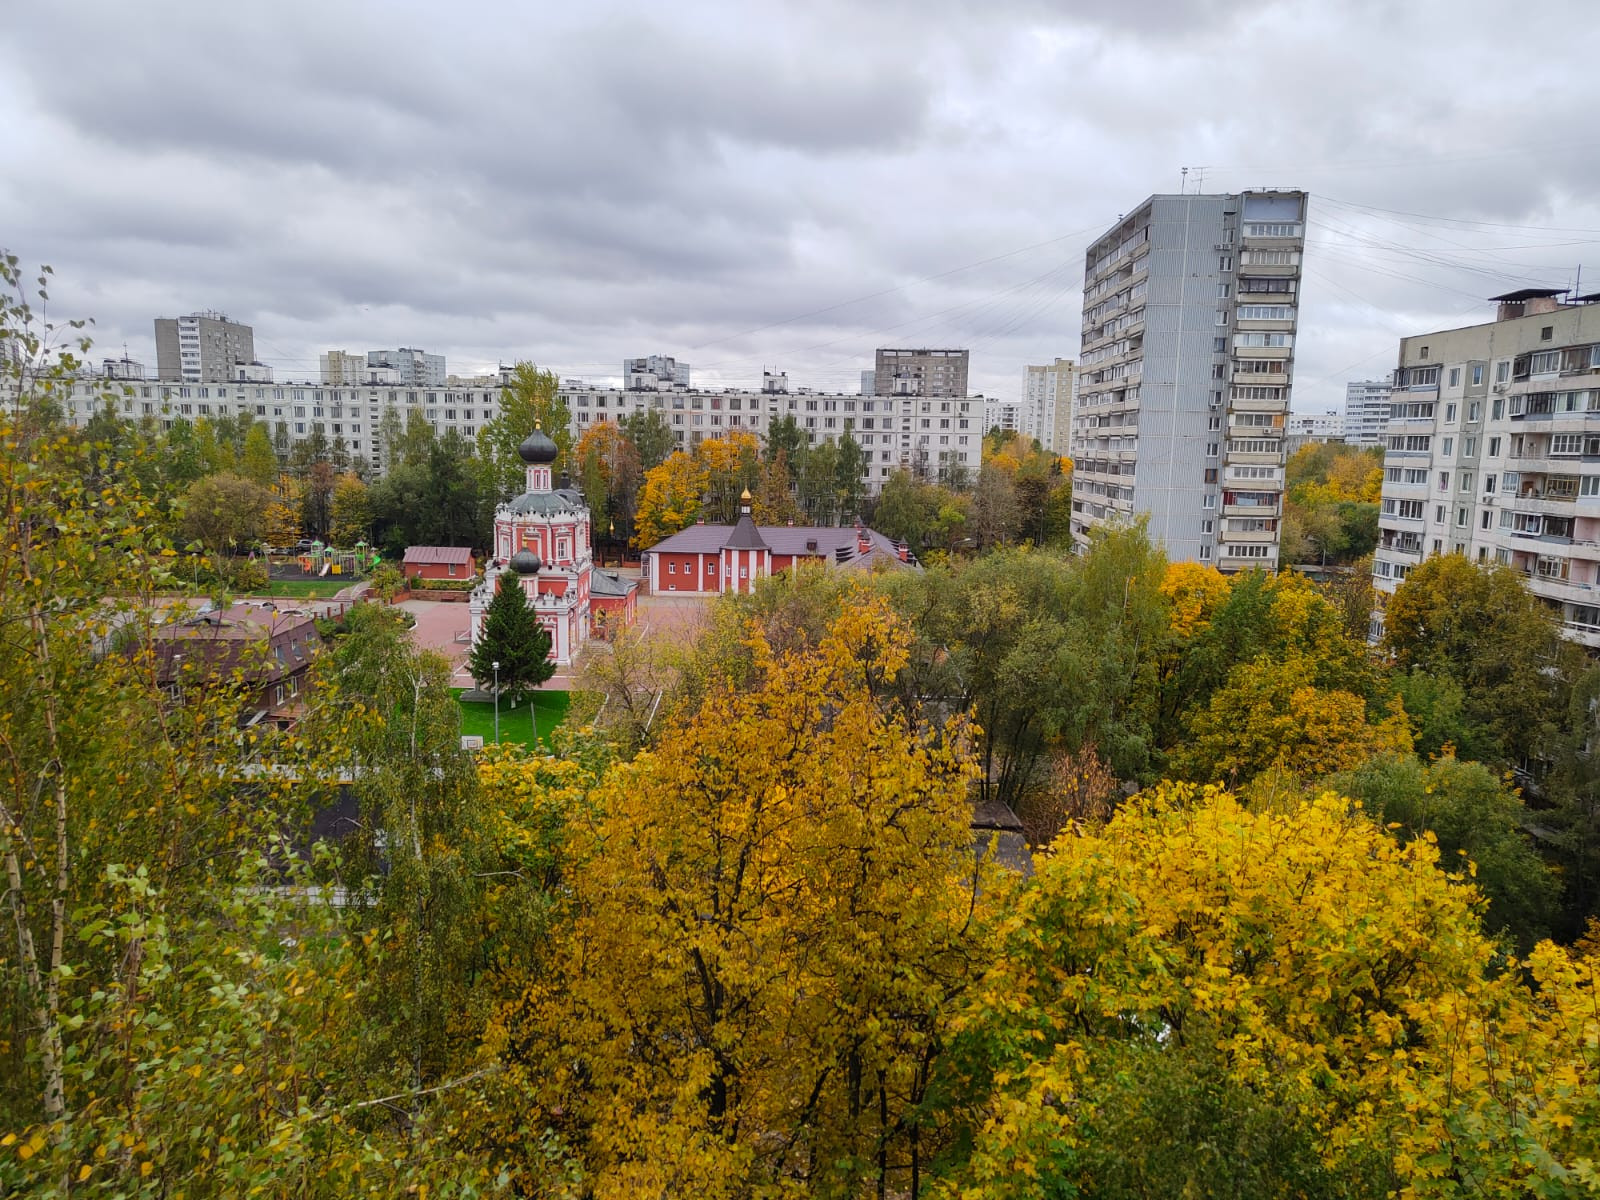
[620,408,676,472]
[871,468,936,550]
[763,411,808,468]
[833,430,868,519]
[1383,555,1575,768]
[419,428,482,548]
[479,362,569,500]
[1326,753,1558,951]
[970,460,1021,548]
[469,578,555,707]
[179,470,271,557]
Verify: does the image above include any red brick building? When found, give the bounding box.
[642,492,914,596]
[402,546,477,581]
[152,603,322,729]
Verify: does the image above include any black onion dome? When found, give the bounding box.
[517,425,559,465]
[510,549,542,575]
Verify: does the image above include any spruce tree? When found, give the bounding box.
[469,577,554,706]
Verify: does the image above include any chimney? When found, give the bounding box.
[855,518,871,556]
[896,539,910,563]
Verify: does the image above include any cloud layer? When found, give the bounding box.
[4,0,1598,411]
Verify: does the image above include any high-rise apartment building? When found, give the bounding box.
[320,350,372,385]
[1371,289,1600,646]
[624,355,690,390]
[874,348,969,398]
[1344,376,1393,447]
[1071,190,1307,569]
[367,348,445,388]
[1022,358,1076,452]
[154,312,255,383]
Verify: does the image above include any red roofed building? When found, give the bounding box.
[402,545,477,581]
[641,491,915,597]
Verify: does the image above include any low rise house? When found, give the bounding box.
[641,492,915,596]
[403,545,477,581]
[152,603,322,728]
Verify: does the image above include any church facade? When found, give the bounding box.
[468,425,636,665]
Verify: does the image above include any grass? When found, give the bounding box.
[250,578,354,599]
[453,688,570,749]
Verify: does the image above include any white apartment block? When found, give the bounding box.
[1344,377,1392,447]
[45,370,986,495]
[1285,410,1344,453]
[1072,190,1307,570]
[1022,358,1076,453]
[566,385,987,488]
[1372,288,1600,647]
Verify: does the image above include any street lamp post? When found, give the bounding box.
[492,660,500,743]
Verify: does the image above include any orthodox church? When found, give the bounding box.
[468,424,637,665]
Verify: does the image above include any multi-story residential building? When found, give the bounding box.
[1071,189,1307,570]
[102,356,146,381]
[320,350,374,385]
[873,348,969,398]
[367,347,445,387]
[993,401,1024,436]
[1344,376,1392,447]
[154,312,255,383]
[1371,288,1600,646]
[565,383,987,489]
[47,366,986,496]
[624,355,690,390]
[1022,358,1076,452]
[1285,410,1345,453]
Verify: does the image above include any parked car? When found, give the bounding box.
[294,538,315,552]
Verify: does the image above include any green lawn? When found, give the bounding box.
[250,578,353,599]
[454,688,570,749]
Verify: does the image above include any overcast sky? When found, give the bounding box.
[4,0,1599,414]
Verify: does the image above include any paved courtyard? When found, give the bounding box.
[399,581,715,692]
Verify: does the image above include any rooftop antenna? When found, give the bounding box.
[1192,166,1209,191]
[1180,166,1189,193]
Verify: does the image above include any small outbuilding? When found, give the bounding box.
[402,545,477,581]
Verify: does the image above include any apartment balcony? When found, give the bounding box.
[1229,395,1289,413]
[1508,494,1578,516]
[1522,574,1599,607]
[1563,621,1600,649]
[1223,501,1281,517]
[1221,526,1277,543]
[1225,450,1286,468]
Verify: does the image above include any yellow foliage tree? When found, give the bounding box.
[478,595,991,1198]
[939,785,1600,1199]
[631,449,709,550]
[1176,654,1411,783]
[1159,561,1233,640]
[694,429,762,523]
[262,473,303,548]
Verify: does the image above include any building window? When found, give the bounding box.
[1542,326,1554,341]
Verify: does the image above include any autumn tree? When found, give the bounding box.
[751,447,802,526]
[482,597,992,1197]
[632,449,708,549]
[179,470,271,557]
[240,420,278,486]
[575,419,642,559]
[696,429,762,523]
[329,470,371,548]
[937,784,1600,1199]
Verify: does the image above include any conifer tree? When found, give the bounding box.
[470,577,554,705]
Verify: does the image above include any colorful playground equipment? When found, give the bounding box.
[293,541,383,578]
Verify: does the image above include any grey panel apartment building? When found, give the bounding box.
[1371,289,1600,647]
[874,348,969,398]
[1071,190,1307,569]
[154,312,256,383]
